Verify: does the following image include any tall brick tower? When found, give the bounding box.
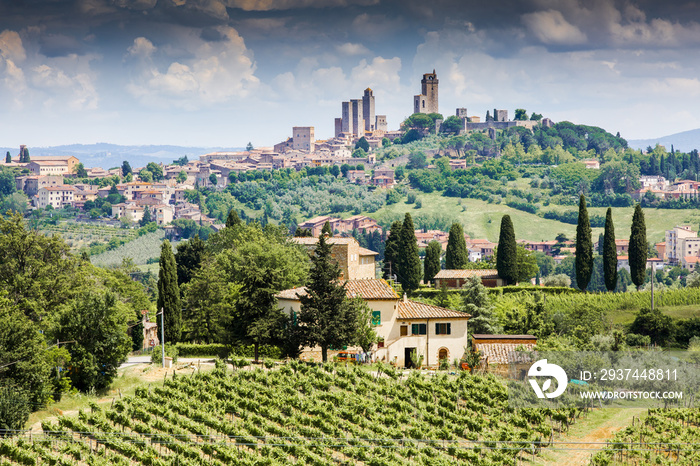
[413,70,439,114]
[362,88,375,132]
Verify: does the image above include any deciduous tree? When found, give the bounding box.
[56,291,131,391]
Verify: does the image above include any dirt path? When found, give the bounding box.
[531,408,646,466]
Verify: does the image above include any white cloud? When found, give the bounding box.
[350,56,401,90]
[127,37,157,58]
[336,42,371,56]
[0,30,26,62]
[522,9,587,45]
[127,26,259,108]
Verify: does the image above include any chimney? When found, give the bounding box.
[403,293,408,303]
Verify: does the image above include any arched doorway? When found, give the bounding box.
[438,347,449,362]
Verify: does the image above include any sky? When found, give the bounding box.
[2,0,700,148]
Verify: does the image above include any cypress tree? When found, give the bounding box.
[321,220,332,237]
[383,220,402,280]
[22,147,29,163]
[157,240,182,344]
[575,194,593,291]
[5,151,10,164]
[397,213,421,294]
[496,215,518,285]
[424,240,442,285]
[226,208,242,228]
[603,207,618,291]
[629,204,648,290]
[445,223,469,269]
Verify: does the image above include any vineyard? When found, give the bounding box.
[90,230,169,268]
[590,408,700,465]
[40,220,139,252]
[0,362,581,465]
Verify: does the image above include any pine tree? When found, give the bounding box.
[496,215,518,285]
[321,220,332,237]
[445,223,468,269]
[383,220,402,280]
[226,209,242,228]
[575,194,593,291]
[157,240,182,344]
[397,213,422,294]
[603,207,618,291]
[629,204,648,290]
[298,234,358,362]
[424,240,442,285]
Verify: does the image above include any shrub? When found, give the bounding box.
[150,345,178,365]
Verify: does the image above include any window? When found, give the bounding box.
[435,323,451,335]
[400,325,408,336]
[371,311,381,326]
[411,323,427,335]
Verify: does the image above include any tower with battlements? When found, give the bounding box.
[413,70,439,114]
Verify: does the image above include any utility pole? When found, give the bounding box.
[160,308,165,369]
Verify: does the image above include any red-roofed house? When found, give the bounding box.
[36,185,76,209]
[433,269,504,288]
[277,279,471,368]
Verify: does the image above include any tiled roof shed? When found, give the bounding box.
[434,269,499,279]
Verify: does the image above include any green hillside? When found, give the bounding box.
[3,362,575,466]
[366,192,697,243]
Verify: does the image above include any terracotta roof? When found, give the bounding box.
[358,247,378,256]
[472,334,537,340]
[476,343,536,365]
[684,256,700,263]
[42,186,76,191]
[292,237,357,245]
[398,301,470,320]
[277,279,398,301]
[434,269,499,279]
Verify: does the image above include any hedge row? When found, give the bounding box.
[413,285,579,300]
[174,343,282,359]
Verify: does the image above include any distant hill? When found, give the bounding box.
[628,128,700,153]
[0,143,244,170]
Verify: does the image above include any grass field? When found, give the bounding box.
[364,192,697,243]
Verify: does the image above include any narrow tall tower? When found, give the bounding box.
[362,88,375,132]
[413,70,439,114]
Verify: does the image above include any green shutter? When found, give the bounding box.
[412,324,419,335]
[371,311,381,326]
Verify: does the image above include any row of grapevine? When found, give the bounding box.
[1,361,581,465]
[590,408,700,465]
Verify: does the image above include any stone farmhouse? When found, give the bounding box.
[292,236,378,280]
[277,279,471,368]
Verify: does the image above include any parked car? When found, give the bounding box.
[336,351,358,363]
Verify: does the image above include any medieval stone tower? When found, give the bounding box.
[413,70,439,114]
